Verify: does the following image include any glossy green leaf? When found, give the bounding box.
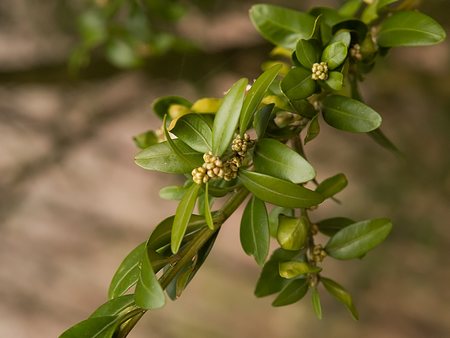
[171,183,201,253]
[255,249,297,297]
[204,183,214,230]
[333,19,368,41]
[240,65,281,134]
[323,71,344,91]
[311,287,323,320]
[272,278,309,307]
[330,30,351,48]
[316,217,355,237]
[295,39,321,69]
[254,138,315,184]
[240,196,270,266]
[152,96,191,119]
[59,316,118,338]
[212,78,248,156]
[159,185,186,201]
[281,67,317,101]
[279,261,321,279]
[322,95,382,132]
[91,295,135,318]
[239,170,324,208]
[250,4,316,49]
[170,114,213,153]
[304,115,320,144]
[321,277,359,320]
[268,206,294,238]
[277,215,309,251]
[338,0,362,17]
[134,140,202,174]
[378,11,446,47]
[254,104,274,139]
[133,130,158,150]
[290,99,316,119]
[316,173,348,198]
[108,243,145,300]
[325,218,392,259]
[321,42,348,69]
[134,245,166,309]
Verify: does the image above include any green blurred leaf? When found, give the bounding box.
[311,287,323,320]
[272,278,309,307]
[378,11,446,47]
[325,218,392,259]
[329,30,351,48]
[106,39,141,69]
[254,138,315,184]
[159,185,186,201]
[281,67,317,101]
[204,183,214,230]
[304,115,320,144]
[250,4,316,49]
[134,140,202,174]
[108,242,145,300]
[321,42,348,69]
[91,295,135,318]
[255,249,297,297]
[290,99,316,119]
[316,217,355,237]
[240,196,270,266]
[239,170,324,208]
[171,183,201,253]
[212,78,248,156]
[135,245,166,309]
[59,316,118,338]
[240,65,281,134]
[368,128,402,156]
[316,173,348,198]
[377,0,398,11]
[133,130,158,149]
[254,104,274,139]
[170,114,213,153]
[78,9,107,47]
[338,0,362,17]
[321,277,359,320]
[323,71,344,91]
[277,215,309,251]
[153,96,192,119]
[268,207,294,238]
[310,7,345,26]
[295,39,321,69]
[322,95,382,132]
[279,261,321,279]
[333,19,368,41]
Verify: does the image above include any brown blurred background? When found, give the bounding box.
[0,1,449,337]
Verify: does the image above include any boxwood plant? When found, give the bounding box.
[61,1,445,337]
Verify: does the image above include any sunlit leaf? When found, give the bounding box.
[316,173,348,198]
[170,114,213,153]
[279,261,321,279]
[321,277,359,320]
[277,215,309,251]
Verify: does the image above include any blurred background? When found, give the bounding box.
[0,0,449,337]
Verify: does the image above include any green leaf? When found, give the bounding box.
[325,218,392,259]
[134,245,166,309]
[240,196,270,266]
[170,114,213,153]
[78,9,107,46]
[108,243,145,300]
[321,277,359,320]
[147,214,205,251]
[159,185,186,200]
[295,39,321,69]
[310,7,345,26]
[269,206,294,238]
[106,39,141,69]
[368,128,402,156]
[338,0,362,18]
[316,173,348,198]
[204,183,214,230]
[279,261,321,279]
[254,104,274,139]
[152,96,191,119]
[333,20,368,41]
[377,0,398,11]
[134,140,202,174]
[59,316,118,338]
[377,11,446,47]
[290,99,316,119]
[272,278,309,307]
[311,287,323,320]
[250,4,316,49]
[321,42,348,69]
[254,138,315,184]
[322,71,344,91]
[281,67,317,101]
[212,78,248,156]
[240,65,282,134]
[322,95,382,133]
[90,295,135,318]
[133,130,158,149]
[304,115,320,144]
[277,215,309,251]
[316,217,355,237]
[255,249,297,297]
[329,31,351,48]
[171,183,201,253]
[239,170,324,208]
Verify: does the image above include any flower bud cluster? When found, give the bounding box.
[311,62,329,81]
[350,44,363,61]
[311,244,327,264]
[231,133,252,156]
